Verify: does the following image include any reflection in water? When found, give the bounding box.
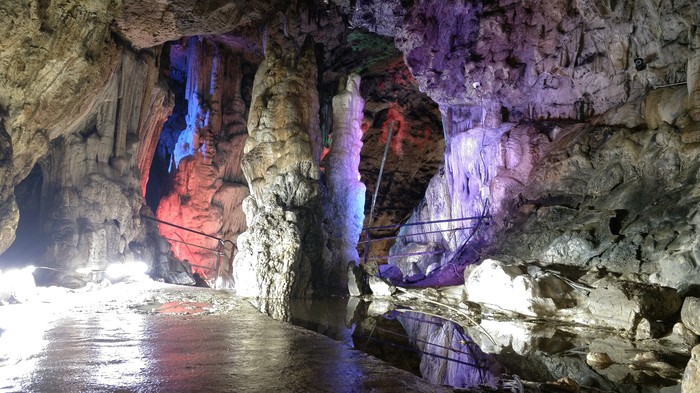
[397,311,500,389]
[285,297,500,390]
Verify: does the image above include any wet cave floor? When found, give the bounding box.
[0,281,688,392]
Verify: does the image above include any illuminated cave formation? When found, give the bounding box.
[2,0,700,390]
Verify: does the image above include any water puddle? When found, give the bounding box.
[284,297,687,392]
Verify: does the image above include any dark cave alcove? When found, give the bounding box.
[0,164,45,269]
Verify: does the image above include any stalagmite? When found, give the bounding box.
[234,38,323,318]
[322,74,366,291]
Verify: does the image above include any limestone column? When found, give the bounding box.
[322,74,366,290]
[234,38,323,318]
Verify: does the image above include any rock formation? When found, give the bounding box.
[0,0,122,255]
[155,38,249,284]
[233,38,324,317]
[377,0,700,282]
[34,49,175,286]
[322,74,366,288]
[2,0,700,389]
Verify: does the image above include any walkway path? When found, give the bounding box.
[0,281,453,393]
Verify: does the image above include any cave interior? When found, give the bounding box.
[1,0,700,390]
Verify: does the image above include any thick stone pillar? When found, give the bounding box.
[234,38,323,318]
[322,74,366,290]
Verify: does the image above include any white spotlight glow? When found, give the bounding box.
[76,267,94,275]
[0,266,37,303]
[105,261,149,281]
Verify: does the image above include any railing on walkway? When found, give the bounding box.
[141,214,236,288]
[360,215,490,265]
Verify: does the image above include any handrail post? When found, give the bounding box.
[363,227,369,266]
[214,239,224,289]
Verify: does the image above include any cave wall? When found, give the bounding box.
[0,0,122,255]
[341,0,700,282]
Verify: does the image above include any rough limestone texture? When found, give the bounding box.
[0,0,121,254]
[587,278,681,331]
[390,0,696,123]
[36,50,175,285]
[322,74,366,289]
[113,0,278,49]
[683,345,700,393]
[156,38,249,282]
[688,29,700,121]
[681,297,700,336]
[463,259,578,318]
[489,122,700,295]
[0,124,18,254]
[234,39,324,316]
[352,0,699,283]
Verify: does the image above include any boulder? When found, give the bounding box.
[681,297,700,336]
[464,259,572,317]
[347,263,365,297]
[682,345,700,393]
[368,276,396,297]
[635,318,665,341]
[664,322,699,349]
[587,278,681,331]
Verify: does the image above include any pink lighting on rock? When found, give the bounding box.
[155,37,248,279]
[380,105,406,156]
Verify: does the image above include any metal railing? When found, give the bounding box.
[141,214,236,288]
[360,215,490,264]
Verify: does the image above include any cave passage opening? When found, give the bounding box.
[0,164,45,270]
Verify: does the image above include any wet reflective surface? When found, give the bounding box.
[286,297,688,393]
[1,282,689,393]
[0,283,451,393]
[285,298,500,390]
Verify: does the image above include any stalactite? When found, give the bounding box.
[137,82,173,197]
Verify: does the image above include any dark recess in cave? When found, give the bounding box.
[0,164,45,269]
